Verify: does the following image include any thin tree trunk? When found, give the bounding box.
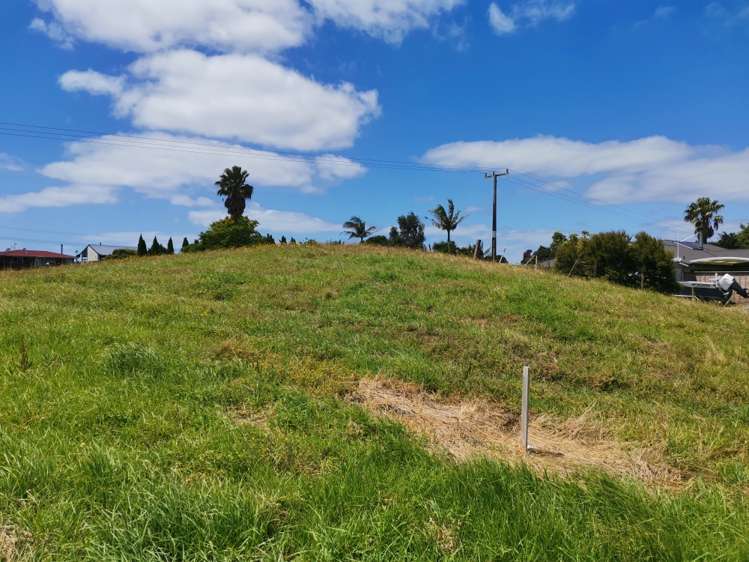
[447,230,452,253]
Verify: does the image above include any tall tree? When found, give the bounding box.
[181,237,190,253]
[137,234,148,257]
[429,199,465,251]
[216,166,254,221]
[166,237,175,255]
[389,213,426,249]
[149,236,163,256]
[342,216,377,243]
[684,197,724,247]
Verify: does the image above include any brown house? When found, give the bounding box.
[0,249,75,270]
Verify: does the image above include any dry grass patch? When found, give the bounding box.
[0,524,32,562]
[350,378,684,488]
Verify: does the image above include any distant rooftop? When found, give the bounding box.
[662,240,749,265]
[82,244,138,257]
[0,249,74,259]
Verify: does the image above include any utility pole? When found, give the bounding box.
[484,169,510,262]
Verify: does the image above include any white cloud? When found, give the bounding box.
[3,132,366,215]
[0,185,118,214]
[0,153,24,172]
[314,154,367,180]
[423,136,692,175]
[38,132,362,201]
[29,16,74,49]
[308,0,464,43]
[32,0,466,52]
[489,0,575,35]
[60,50,381,152]
[59,69,124,96]
[422,135,749,204]
[515,0,575,26]
[32,0,310,54]
[488,4,516,35]
[189,202,340,234]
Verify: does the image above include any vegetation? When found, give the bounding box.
[343,216,377,243]
[684,197,724,246]
[389,212,426,249]
[216,166,254,221]
[429,199,465,251]
[149,236,165,256]
[110,248,136,260]
[190,216,263,251]
[717,224,749,249]
[0,245,747,559]
[137,235,147,257]
[554,231,676,293]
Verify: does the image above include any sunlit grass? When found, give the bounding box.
[0,245,747,560]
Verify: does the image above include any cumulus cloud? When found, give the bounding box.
[59,69,125,96]
[488,0,575,35]
[0,185,118,214]
[32,0,311,53]
[189,202,340,234]
[32,0,466,52]
[2,132,366,215]
[314,155,367,180]
[38,132,364,199]
[308,0,464,43]
[422,135,749,204]
[60,50,381,152]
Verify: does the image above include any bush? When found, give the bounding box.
[110,249,137,260]
[364,235,390,247]
[191,217,263,251]
[555,231,676,293]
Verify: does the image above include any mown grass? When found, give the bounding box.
[0,244,747,560]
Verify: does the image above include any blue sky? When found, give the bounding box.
[1,0,748,259]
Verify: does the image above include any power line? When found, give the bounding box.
[0,121,488,174]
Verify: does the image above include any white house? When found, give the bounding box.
[77,244,137,263]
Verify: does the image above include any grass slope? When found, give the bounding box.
[0,245,747,560]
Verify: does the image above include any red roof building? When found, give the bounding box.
[0,249,75,270]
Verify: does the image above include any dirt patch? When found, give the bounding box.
[1,524,32,562]
[349,379,683,487]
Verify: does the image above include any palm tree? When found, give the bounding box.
[684,197,724,248]
[343,216,377,243]
[429,199,465,252]
[216,166,254,221]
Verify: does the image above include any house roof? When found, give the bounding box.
[84,244,137,257]
[662,240,749,265]
[0,249,74,259]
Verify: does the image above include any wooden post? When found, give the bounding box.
[521,366,530,453]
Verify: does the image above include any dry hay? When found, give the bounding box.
[0,524,31,562]
[349,378,684,488]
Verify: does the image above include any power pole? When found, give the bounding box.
[484,169,510,262]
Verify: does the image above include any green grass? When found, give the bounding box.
[0,244,747,560]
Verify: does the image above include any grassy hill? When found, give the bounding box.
[0,245,747,560]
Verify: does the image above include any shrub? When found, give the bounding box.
[110,249,137,259]
[192,217,263,251]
